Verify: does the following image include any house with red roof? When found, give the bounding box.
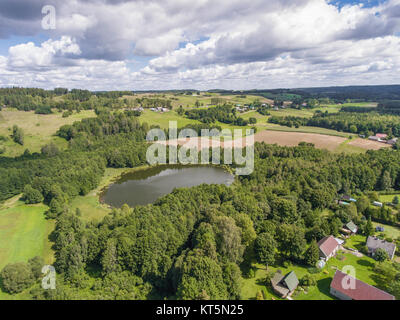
[376,133,388,139]
[330,270,395,300]
[318,236,341,261]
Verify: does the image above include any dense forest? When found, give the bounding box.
[268,112,400,137]
[185,105,249,126]
[211,85,400,103]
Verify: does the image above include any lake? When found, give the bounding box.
[101,165,235,207]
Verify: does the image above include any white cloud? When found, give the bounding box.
[8,36,81,69]
[1,0,400,89]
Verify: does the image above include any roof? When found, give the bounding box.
[345,221,358,233]
[271,272,285,287]
[318,236,340,257]
[283,271,299,292]
[376,133,388,138]
[335,238,345,245]
[366,236,397,258]
[271,272,290,297]
[330,270,395,300]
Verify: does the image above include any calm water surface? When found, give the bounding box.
[101,165,234,207]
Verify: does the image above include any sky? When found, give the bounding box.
[0,0,400,91]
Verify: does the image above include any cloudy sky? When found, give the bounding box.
[0,0,400,90]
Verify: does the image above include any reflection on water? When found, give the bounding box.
[101,165,234,208]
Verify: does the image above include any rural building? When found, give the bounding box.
[338,201,350,206]
[330,270,395,300]
[341,195,357,203]
[270,271,299,298]
[373,201,383,207]
[366,236,397,260]
[387,138,398,145]
[376,133,388,139]
[343,221,358,235]
[318,236,341,261]
[368,136,381,142]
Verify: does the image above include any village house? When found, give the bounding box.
[341,195,357,203]
[318,236,341,261]
[368,136,381,142]
[387,138,398,146]
[373,201,383,207]
[342,221,358,235]
[376,133,388,139]
[366,236,397,260]
[330,270,395,300]
[270,271,299,298]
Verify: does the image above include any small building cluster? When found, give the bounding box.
[150,107,170,113]
[368,133,398,146]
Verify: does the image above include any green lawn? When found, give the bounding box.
[0,200,55,299]
[0,201,54,271]
[372,222,400,240]
[241,250,378,300]
[379,194,400,204]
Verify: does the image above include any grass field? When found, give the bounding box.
[131,93,273,109]
[0,201,54,271]
[241,250,378,300]
[372,222,400,240]
[0,109,96,157]
[0,199,55,300]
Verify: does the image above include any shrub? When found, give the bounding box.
[374,248,389,262]
[23,185,44,204]
[0,262,35,294]
[301,274,317,287]
[35,106,53,114]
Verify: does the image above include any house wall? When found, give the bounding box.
[330,287,352,300]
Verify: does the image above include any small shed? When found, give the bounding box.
[317,260,326,269]
[345,221,358,234]
[373,201,383,208]
[270,271,299,298]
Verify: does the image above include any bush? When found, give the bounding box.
[28,256,45,280]
[35,106,53,114]
[23,185,44,204]
[0,262,35,294]
[301,274,317,287]
[374,248,389,262]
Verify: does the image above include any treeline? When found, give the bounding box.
[0,87,135,112]
[185,105,249,126]
[268,112,400,136]
[134,97,172,109]
[57,110,146,141]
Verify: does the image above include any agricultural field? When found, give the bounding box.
[254,130,347,151]
[0,109,96,157]
[347,138,392,151]
[130,92,273,109]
